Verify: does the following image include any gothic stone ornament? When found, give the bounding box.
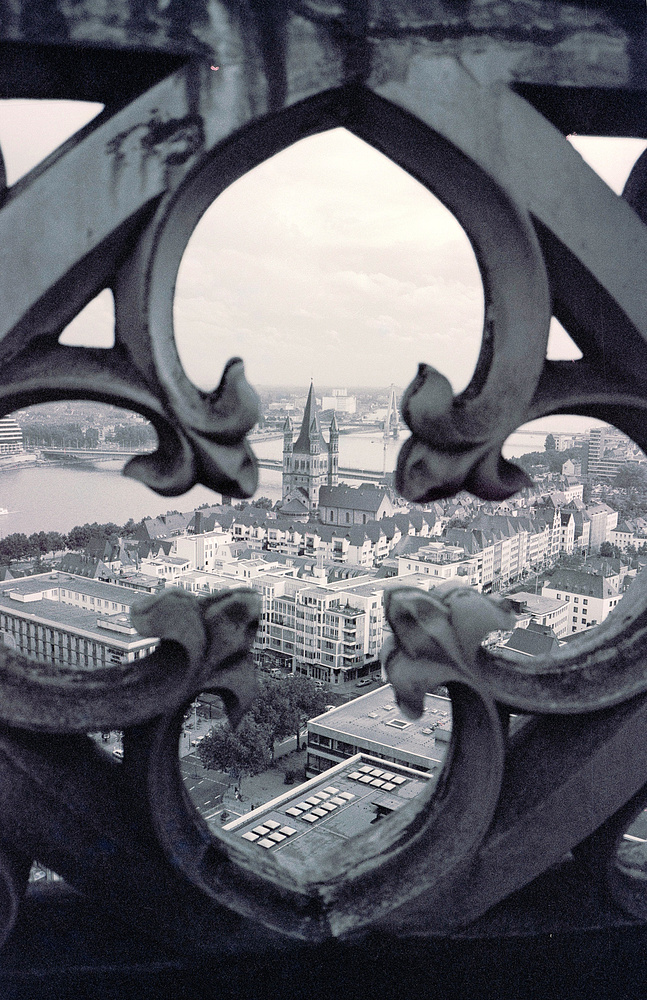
[0,588,261,733]
[0,0,646,957]
[364,58,647,503]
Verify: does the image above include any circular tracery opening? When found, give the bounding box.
[180,680,452,867]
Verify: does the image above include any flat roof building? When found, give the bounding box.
[0,572,159,668]
[306,684,451,778]
[507,591,569,638]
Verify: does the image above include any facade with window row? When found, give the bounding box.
[0,572,159,668]
[541,568,622,634]
[306,686,451,777]
[251,570,437,685]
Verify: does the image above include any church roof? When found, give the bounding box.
[293,382,323,454]
[318,485,390,513]
[278,497,310,515]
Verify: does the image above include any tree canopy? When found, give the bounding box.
[197,675,328,778]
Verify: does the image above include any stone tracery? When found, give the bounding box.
[0,0,644,964]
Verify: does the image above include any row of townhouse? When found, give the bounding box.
[403,500,621,595]
[158,508,447,571]
[416,513,558,593]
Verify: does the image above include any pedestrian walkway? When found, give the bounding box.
[237,750,307,811]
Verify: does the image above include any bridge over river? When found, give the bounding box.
[256,457,388,484]
[40,446,155,462]
[40,448,389,484]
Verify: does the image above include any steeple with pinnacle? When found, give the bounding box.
[328,410,339,487]
[281,382,332,511]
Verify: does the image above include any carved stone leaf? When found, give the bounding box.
[131,588,262,726]
[383,585,515,717]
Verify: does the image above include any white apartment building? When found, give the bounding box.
[507,592,570,639]
[172,528,233,572]
[542,568,621,634]
[253,570,438,685]
[140,554,191,580]
[609,521,637,552]
[397,542,481,589]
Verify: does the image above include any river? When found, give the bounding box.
[0,430,548,537]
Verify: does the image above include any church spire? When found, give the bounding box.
[293,380,322,454]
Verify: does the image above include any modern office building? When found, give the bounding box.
[306,685,451,777]
[223,753,431,872]
[0,572,159,668]
[0,415,23,453]
[321,388,357,414]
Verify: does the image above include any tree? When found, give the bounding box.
[280,676,328,750]
[0,533,30,562]
[28,531,49,555]
[545,434,556,451]
[613,466,647,491]
[45,532,67,554]
[198,717,272,784]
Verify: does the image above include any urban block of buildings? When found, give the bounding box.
[0,572,159,668]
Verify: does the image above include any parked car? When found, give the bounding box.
[355,678,372,688]
[112,747,124,759]
[101,733,111,742]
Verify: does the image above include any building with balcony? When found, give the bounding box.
[0,416,23,453]
[397,541,481,589]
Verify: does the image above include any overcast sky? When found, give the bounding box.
[0,101,644,410]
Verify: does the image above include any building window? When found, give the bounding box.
[346,512,350,523]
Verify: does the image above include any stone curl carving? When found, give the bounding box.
[0,0,646,957]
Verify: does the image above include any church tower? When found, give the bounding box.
[328,411,339,486]
[281,382,329,512]
[282,415,293,499]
